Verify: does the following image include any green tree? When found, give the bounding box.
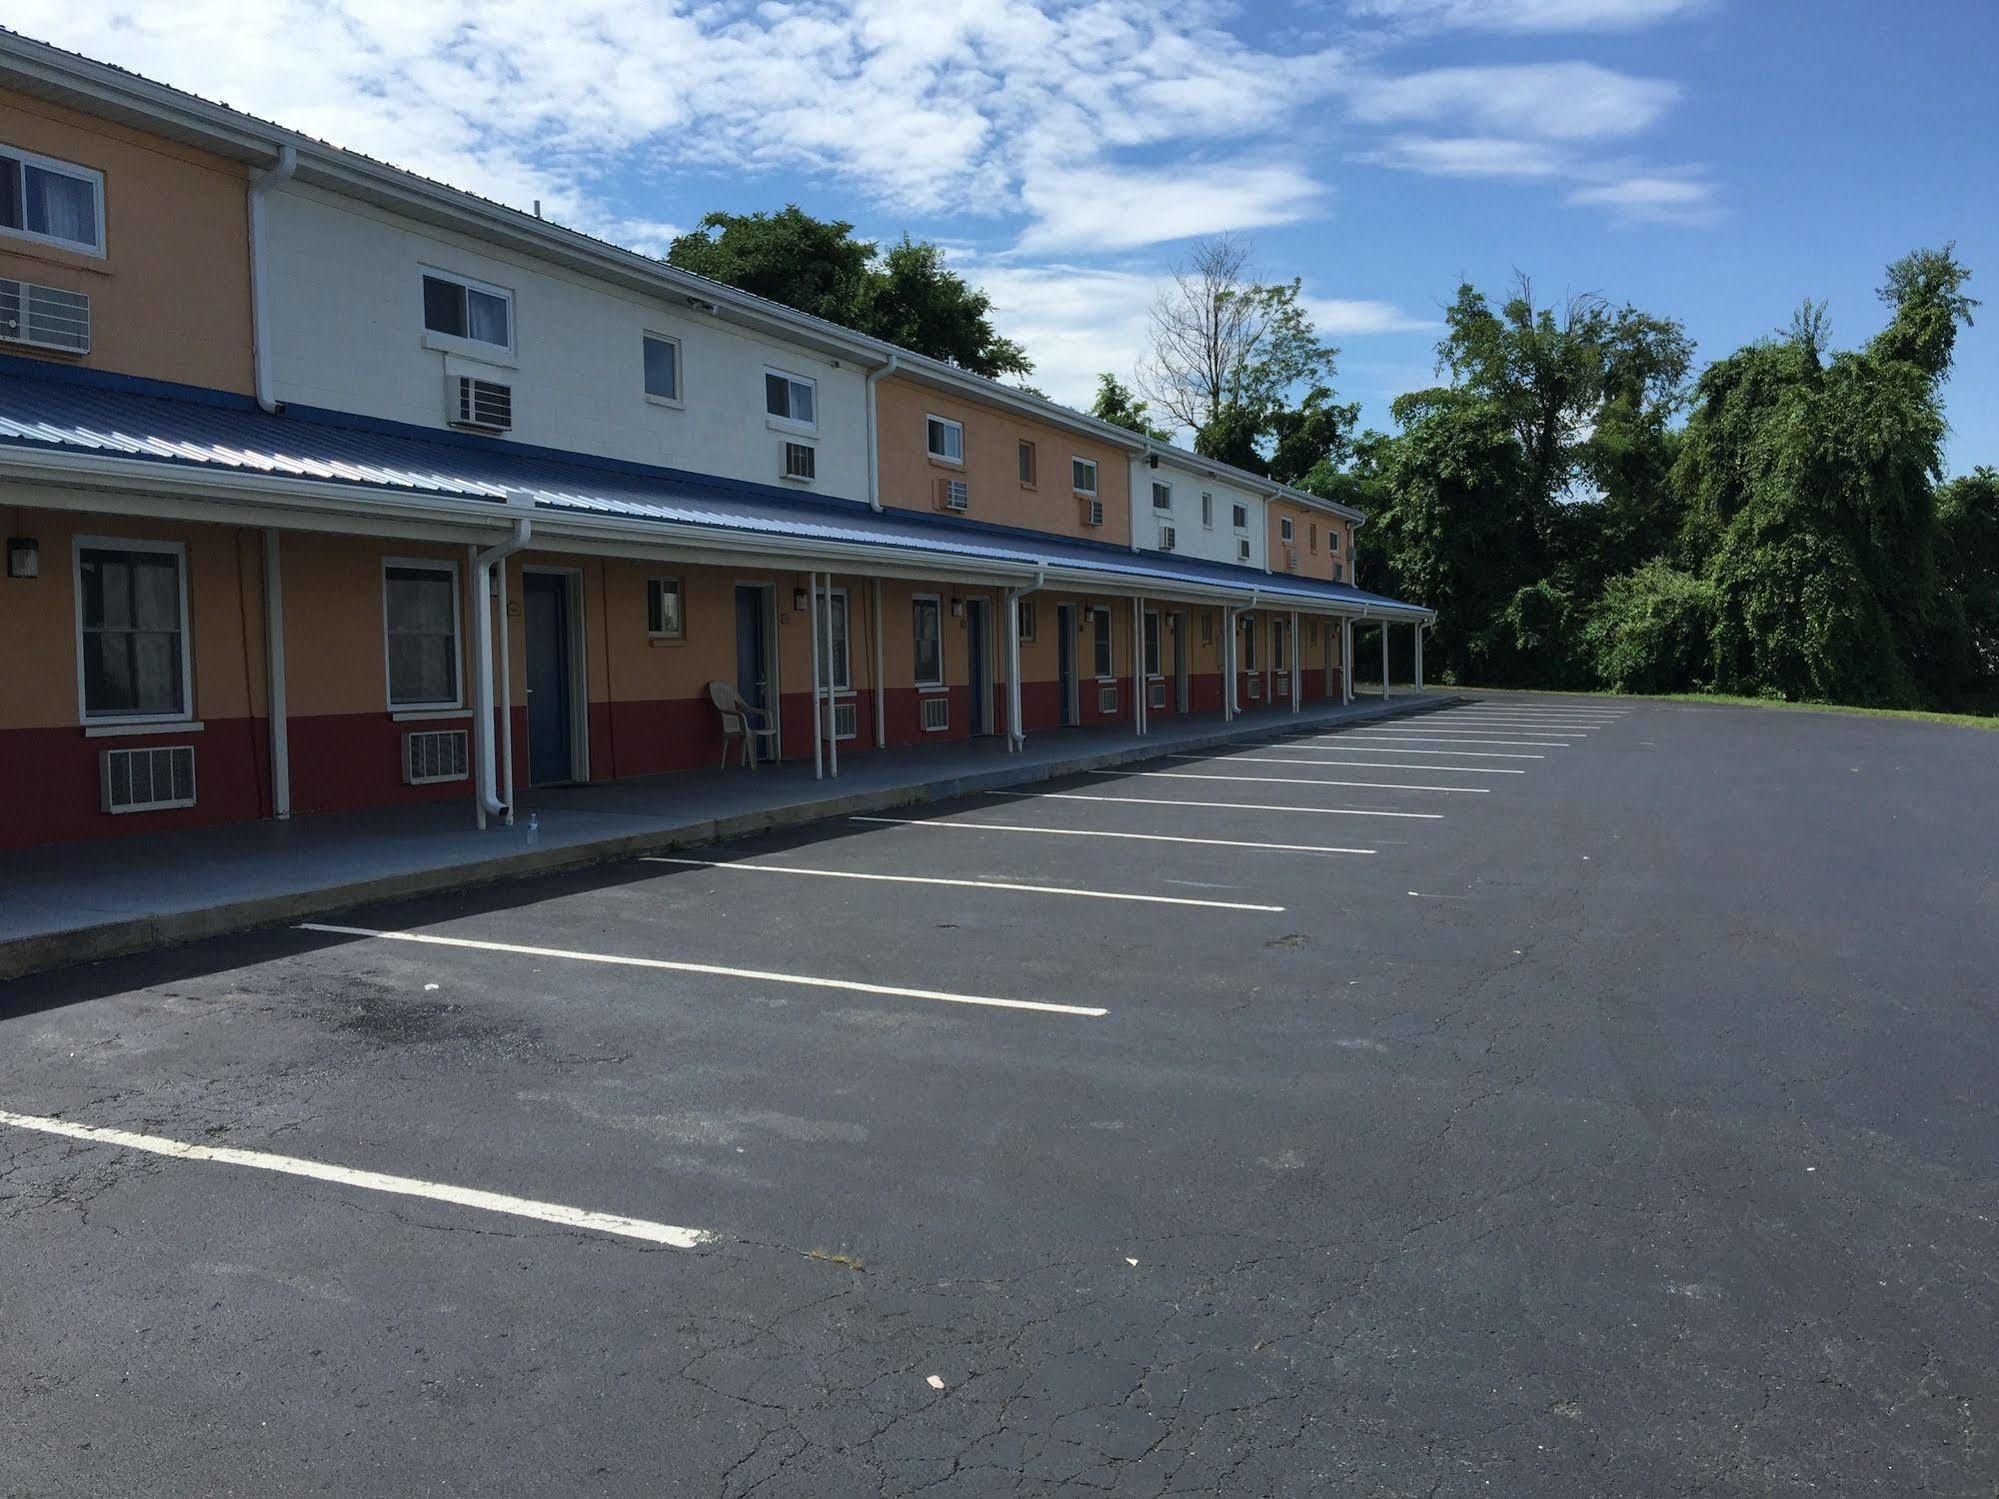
[1087,373,1170,441]
[1582,560,1716,693]
[667,207,1030,379]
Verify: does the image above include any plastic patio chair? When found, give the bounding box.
[709,681,779,769]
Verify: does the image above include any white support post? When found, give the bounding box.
[1415,622,1424,692]
[1290,609,1301,714]
[1132,596,1145,736]
[1005,589,1023,752]
[824,573,839,779]
[470,543,486,831]
[1381,621,1390,701]
[872,576,886,750]
[1341,617,1353,705]
[261,529,290,819]
[808,572,823,781]
[496,556,514,822]
[1222,611,1236,721]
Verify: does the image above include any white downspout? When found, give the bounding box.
[1131,595,1145,736]
[1291,609,1301,714]
[262,529,290,818]
[808,573,824,780]
[248,145,297,416]
[472,514,532,824]
[824,573,840,779]
[872,576,887,749]
[864,353,899,513]
[1003,567,1044,753]
[1342,616,1355,705]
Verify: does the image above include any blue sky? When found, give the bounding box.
[19,0,1996,472]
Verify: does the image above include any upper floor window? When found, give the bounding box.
[765,369,816,429]
[643,333,681,403]
[76,541,189,720]
[1232,503,1248,530]
[422,270,512,352]
[1280,516,1295,542]
[1151,481,1172,510]
[1330,529,1342,553]
[1072,457,1098,496]
[1018,441,1038,487]
[0,145,103,255]
[926,414,964,464]
[1201,492,1214,528]
[1309,522,1319,553]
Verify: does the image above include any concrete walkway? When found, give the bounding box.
[0,692,1453,979]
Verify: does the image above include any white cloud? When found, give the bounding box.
[1367,135,1573,178]
[1350,0,1705,33]
[1567,172,1717,223]
[1015,162,1323,253]
[1302,298,1444,335]
[1351,63,1679,140]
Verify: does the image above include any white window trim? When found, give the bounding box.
[1072,457,1099,497]
[765,366,819,434]
[1151,480,1172,511]
[381,556,465,712]
[73,536,193,726]
[1144,608,1164,680]
[642,330,685,409]
[1,144,106,258]
[911,592,945,689]
[1017,597,1037,643]
[1233,505,1249,531]
[1201,492,1214,529]
[925,413,965,467]
[647,575,686,640]
[419,265,516,360]
[1280,516,1295,542]
[1090,605,1115,681]
[1018,440,1039,489]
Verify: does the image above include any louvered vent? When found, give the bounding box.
[1078,497,1105,528]
[0,278,90,353]
[101,745,195,813]
[935,476,969,512]
[403,728,469,784]
[920,695,950,732]
[783,442,817,481]
[448,375,513,432]
[1097,684,1119,714]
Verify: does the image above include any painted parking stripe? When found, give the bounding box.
[640,856,1284,913]
[987,789,1443,819]
[0,1107,713,1248]
[1100,769,1487,794]
[300,923,1106,1018]
[850,816,1375,856]
[1340,728,1576,742]
[1447,711,1619,721]
[1335,734,1570,748]
[1242,743,1545,760]
[1174,753,1524,775]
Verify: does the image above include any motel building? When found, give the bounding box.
[0,33,1433,855]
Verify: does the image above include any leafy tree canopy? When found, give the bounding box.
[1087,373,1171,441]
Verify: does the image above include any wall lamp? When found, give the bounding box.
[6,537,37,579]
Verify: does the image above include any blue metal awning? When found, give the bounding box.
[0,365,1430,616]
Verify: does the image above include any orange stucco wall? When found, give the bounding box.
[874,375,1133,542]
[1265,499,1353,583]
[0,91,254,393]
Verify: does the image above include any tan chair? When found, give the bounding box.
[709,681,779,769]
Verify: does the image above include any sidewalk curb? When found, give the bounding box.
[2,695,1458,982]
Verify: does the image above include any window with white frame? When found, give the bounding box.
[1280,515,1295,542]
[1144,612,1162,677]
[421,270,512,351]
[1232,503,1248,530]
[1018,597,1037,642]
[1201,491,1214,528]
[1271,617,1290,669]
[912,596,943,687]
[1072,457,1098,495]
[815,588,851,689]
[0,144,104,255]
[926,415,964,464]
[75,541,189,720]
[1309,522,1319,554]
[1151,480,1172,510]
[642,333,681,402]
[383,561,462,709]
[1240,614,1258,671]
[646,577,684,638]
[1330,528,1342,553]
[765,369,817,428]
[1018,441,1038,487]
[1091,606,1114,678]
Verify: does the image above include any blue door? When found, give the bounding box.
[966,599,990,735]
[1057,605,1077,726]
[523,571,572,785]
[734,584,771,721]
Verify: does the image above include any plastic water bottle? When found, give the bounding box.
[526,811,540,847]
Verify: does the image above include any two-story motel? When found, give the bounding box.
[0,31,1432,852]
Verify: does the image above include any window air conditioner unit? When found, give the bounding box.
[1149,682,1167,710]
[1158,525,1176,552]
[1079,497,1105,527]
[783,441,817,481]
[404,729,469,784]
[101,744,195,813]
[1098,684,1119,714]
[1246,674,1263,701]
[448,374,513,432]
[826,700,858,740]
[0,278,90,353]
[1285,547,1299,572]
[920,695,950,732]
[935,476,970,512]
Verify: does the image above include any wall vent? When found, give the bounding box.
[828,700,858,740]
[448,374,513,432]
[1236,538,1251,562]
[935,476,969,512]
[1078,497,1105,528]
[920,695,950,732]
[403,728,469,784]
[1158,525,1177,552]
[1149,682,1167,710]
[0,279,90,354]
[1246,674,1263,701]
[1097,684,1119,714]
[783,441,817,481]
[101,744,195,813]
[1285,547,1299,573]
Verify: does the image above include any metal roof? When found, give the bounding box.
[0,368,1430,617]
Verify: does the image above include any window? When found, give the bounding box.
[816,588,851,690]
[646,577,684,639]
[1018,441,1038,487]
[1232,503,1248,530]
[1144,612,1161,677]
[76,542,188,720]
[1330,528,1341,553]
[1072,457,1098,495]
[912,596,943,687]
[1237,538,1252,562]
[1018,597,1037,642]
[926,415,964,464]
[383,562,462,709]
[1280,516,1295,542]
[1335,561,1345,581]
[1241,615,1259,671]
[642,333,680,402]
[1271,618,1289,669]
[421,270,511,351]
[1151,481,1172,510]
[765,369,816,427]
[1309,523,1319,554]
[1201,492,1214,528]
[1200,610,1214,646]
[1091,606,1114,679]
[0,145,104,254]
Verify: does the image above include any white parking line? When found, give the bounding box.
[1422,722,1598,734]
[300,923,1106,1018]
[849,817,1376,856]
[640,856,1284,912]
[1175,753,1524,775]
[986,789,1443,819]
[1336,735,1570,748]
[1243,743,1545,759]
[1446,711,1619,722]
[0,1107,714,1248]
[1103,769,1487,794]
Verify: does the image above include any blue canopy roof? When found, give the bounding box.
[0,363,1429,616]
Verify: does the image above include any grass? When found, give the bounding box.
[1449,684,1999,731]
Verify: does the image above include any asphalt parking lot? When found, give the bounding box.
[3,696,1996,1497]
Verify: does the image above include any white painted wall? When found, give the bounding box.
[262,186,871,501]
[1129,455,1266,571]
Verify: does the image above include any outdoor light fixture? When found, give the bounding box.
[792,586,808,612]
[950,598,964,617]
[6,537,37,578]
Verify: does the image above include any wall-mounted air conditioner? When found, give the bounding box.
[826,700,858,740]
[101,744,195,813]
[448,374,513,432]
[920,695,950,732]
[404,729,469,784]
[783,441,817,481]
[1097,684,1119,714]
[1158,525,1177,551]
[935,476,969,512]
[0,278,90,353]
[1079,497,1105,528]
[1149,682,1167,710]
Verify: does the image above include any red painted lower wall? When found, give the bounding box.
[0,719,268,851]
